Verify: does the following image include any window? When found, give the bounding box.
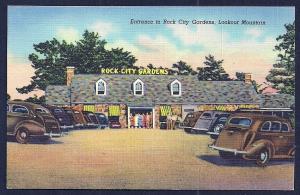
[229,117,252,127]
[271,121,281,132]
[12,105,28,114]
[281,123,289,132]
[133,79,144,96]
[261,121,271,131]
[96,79,107,95]
[35,108,49,114]
[201,113,212,119]
[170,80,181,96]
[54,109,63,113]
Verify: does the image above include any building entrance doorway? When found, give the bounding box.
[128,107,155,129]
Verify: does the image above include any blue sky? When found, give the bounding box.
[7,6,295,99]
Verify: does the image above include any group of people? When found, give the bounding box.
[129,112,152,128]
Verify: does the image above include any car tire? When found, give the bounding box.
[15,128,29,144]
[213,124,224,134]
[256,148,270,167]
[184,128,191,133]
[219,151,235,159]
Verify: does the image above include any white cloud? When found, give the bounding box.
[56,27,80,43]
[89,21,114,37]
[245,27,263,38]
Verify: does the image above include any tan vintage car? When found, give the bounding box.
[209,113,295,166]
[7,101,61,144]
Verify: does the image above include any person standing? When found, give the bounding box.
[130,114,134,128]
[145,113,150,129]
[149,112,153,129]
[171,114,177,130]
[138,113,143,128]
[167,114,172,130]
[134,113,139,128]
[143,113,147,128]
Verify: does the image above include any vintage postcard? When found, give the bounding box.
[7,6,295,190]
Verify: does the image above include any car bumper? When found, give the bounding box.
[60,125,74,129]
[206,132,219,135]
[75,124,84,127]
[180,126,192,129]
[44,132,63,137]
[192,127,209,131]
[208,145,248,155]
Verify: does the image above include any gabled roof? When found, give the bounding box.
[45,85,70,105]
[259,94,295,108]
[45,74,260,106]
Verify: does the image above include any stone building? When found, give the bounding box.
[45,67,264,128]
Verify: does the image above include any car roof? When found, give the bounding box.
[229,112,290,122]
[8,101,46,109]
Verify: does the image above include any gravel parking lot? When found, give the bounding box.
[7,128,294,190]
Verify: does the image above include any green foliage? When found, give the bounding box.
[266,21,295,95]
[197,55,231,81]
[7,93,11,101]
[17,30,137,94]
[24,95,45,104]
[171,61,197,75]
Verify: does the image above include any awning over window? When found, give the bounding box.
[109,105,120,116]
[160,105,172,116]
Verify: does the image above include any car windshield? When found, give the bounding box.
[200,113,211,119]
[187,114,194,118]
[228,117,252,127]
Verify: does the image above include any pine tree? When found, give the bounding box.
[171,61,197,75]
[197,55,231,81]
[266,21,295,95]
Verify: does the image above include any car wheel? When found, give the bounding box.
[15,128,29,144]
[256,148,270,167]
[184,128,191,133]
[219,151,235,159]
[213,124,224,134]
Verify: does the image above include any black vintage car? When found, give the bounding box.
[7,101,61,143]
[95,113,108,129]
[206,114,231,139]
[82,111,100,128]
[63,107,84,128]
[43,105,74,130]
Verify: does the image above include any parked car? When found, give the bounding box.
[82,111,99,128]
[209,113,295,166]
[95,113,108,129]
[191,111,230,133]
[206,114,231,139]
[7,101,61,144]
[71,108,87,128]
[43,105,74,130]
[63,107,85,128]
[108,116,121,129]
[181,111,203,133]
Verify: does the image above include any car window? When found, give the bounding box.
[88,113,94,116]
[7,104,9,112]
[228,117,252,127]
[35,108,49,114]
[187,114,194,118]
[54,109,63,113]
[201,113,211,118]
[74,111,80,114]
[270,121,281,132]
[261,121,271,131]
[281,123,289,132]
[12,105,29,114]
[218,117,228,122]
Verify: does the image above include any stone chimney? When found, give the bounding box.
[66,66,75,86]
[244,73,252,84]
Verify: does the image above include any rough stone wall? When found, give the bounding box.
[119,104,127,128]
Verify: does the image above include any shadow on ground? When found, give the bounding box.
[7,136,64,145]
[198,155,294,167]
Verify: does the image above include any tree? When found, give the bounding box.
[197,55,231,81]
[235,72,261,93]
[266,21,295,95]
[17,30,138,94]
[171,61,197,75]
[7,94,11,101]
[24,95,46,104]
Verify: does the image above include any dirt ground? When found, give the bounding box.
[7,128,294,190]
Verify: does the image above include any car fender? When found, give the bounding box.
[14,120,45,135]
[245,139,275,157]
